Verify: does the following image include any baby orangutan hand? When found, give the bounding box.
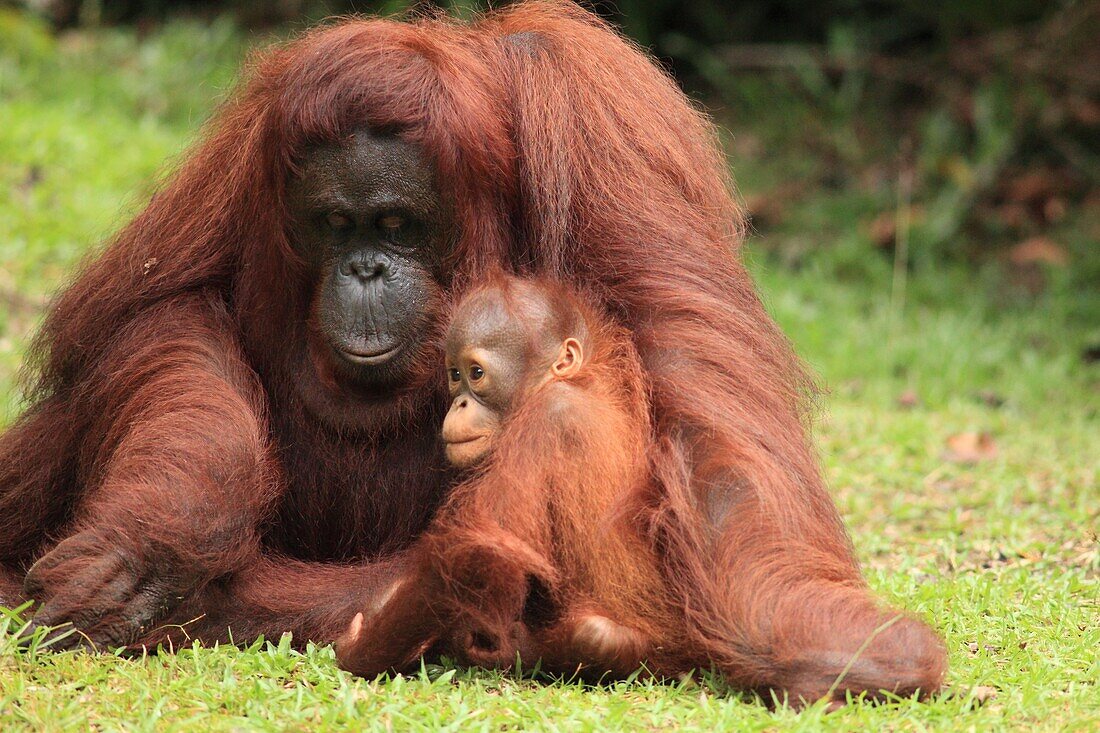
[426,524,557,669]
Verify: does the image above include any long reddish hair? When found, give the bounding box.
[6,2,943,698]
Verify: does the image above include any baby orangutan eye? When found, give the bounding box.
[448,368,461,383]
[469,365,484,381]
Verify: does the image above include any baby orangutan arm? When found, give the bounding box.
[334,490,559,677]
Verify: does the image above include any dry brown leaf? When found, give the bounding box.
[996,202,1030,229]
[976,390,1005,408]
[1069,97,1100,125]
[743,193,786,229]
[1043,197,1067,223]
[1007,236,1068,266]
[1004,170,1064,203]
[943,432,998,464]
[971,685,998,704]
[897,390,920,408]
[868,212,896,248]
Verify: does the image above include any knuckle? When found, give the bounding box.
[23,575,43,598]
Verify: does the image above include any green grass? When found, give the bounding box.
[1,12,1097,732]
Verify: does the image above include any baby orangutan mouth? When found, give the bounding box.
[442,435,491,468]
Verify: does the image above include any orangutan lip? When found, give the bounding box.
[336,344,402,366]
[445,435,488,447]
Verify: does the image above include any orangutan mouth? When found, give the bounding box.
[336,344,403,366]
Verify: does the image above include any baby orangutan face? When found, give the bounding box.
[442,288,584,469]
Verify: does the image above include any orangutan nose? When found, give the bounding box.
[345,258,388,283]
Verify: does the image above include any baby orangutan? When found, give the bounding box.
[337,274,685,679]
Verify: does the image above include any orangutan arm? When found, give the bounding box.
[22,295,278,648]
[636,298,946,707]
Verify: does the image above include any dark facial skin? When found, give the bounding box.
[442,291,583,468]
[286,129,453,394]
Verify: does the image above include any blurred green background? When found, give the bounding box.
[4,0,1097,332]
[0,1,1097,730]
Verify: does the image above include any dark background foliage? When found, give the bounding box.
[7,0,1099,319]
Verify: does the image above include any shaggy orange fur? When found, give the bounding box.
[1,2,945,707]
[338,275,945,707]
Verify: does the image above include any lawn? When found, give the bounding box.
[1,12,1097,732]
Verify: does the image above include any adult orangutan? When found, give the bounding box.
[0,1,945,706]
[336,275,944,706]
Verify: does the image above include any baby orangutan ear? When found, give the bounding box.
[551,338,584,378]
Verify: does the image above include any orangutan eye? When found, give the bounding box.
[377,213,405,233]
[469,365,484,381]
[325,212,354,232]
[448,368,461,383]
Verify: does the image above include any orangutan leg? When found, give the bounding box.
[132,552,418,652]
